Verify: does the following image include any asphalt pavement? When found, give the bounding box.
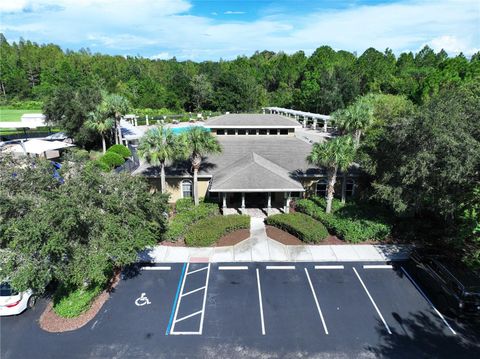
[1,261,479,359]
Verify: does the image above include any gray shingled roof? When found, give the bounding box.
[209,152,304,192]
[204,113,301,128]
[135,136,326,176]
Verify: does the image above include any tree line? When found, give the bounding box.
[1,34,479,114]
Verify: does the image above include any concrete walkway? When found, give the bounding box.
[139,217,412,263]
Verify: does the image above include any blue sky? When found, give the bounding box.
[1,0,479,61]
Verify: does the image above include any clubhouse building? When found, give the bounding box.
[134,113,358,214]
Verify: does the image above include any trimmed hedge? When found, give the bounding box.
[295,199,391,243]
[184,215,250,247]
[165,202,219,241]
[107,144,131,158]
[99,151,125,169]
[265,213,328,243]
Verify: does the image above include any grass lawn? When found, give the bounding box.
[0,108,42,122]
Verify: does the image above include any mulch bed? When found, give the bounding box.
[266,225,346,245]
[215,229,250,247]
[266,225,303,245]
[39,271,121,333]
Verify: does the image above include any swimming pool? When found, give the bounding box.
[170,126,209,134]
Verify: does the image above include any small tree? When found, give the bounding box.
[307,136,356,213]
[137,126,185,193]
[333,96,374,148]
[181,127,221,205]
[84,111,114,153]
[101,93,130,144]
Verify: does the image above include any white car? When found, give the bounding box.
[0,282,35,316]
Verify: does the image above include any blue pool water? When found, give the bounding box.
[171,126,209,134]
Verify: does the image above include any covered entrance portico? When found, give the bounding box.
[208,152,305,216]
[220,191,294,216]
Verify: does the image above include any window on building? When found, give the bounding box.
[247,129,257,135]
[237,129,246,135]
[315,179,328,197]
[227,129,236,135]
[216,129,225,135]
[279,129,288,135]
[259,129,268,135]
[181,180,193,198]
[346,179,355,197]
[269,129,278,135]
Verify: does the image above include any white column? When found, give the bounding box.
[134,117,138,126]
[323,119,328,132]
[146,115,149,126]
[241,192,245,214]
[263,108,266,114]
[284,192,291,214]
[302,117,307,128]
[222,193,227,215]
[313,119,317,130]
[267,192,271,216]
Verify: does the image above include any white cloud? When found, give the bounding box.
[149,51,171,60]
[0,0,30,13]
[224,11,246,15]
[1,0,479,60]
[428,35,479,56]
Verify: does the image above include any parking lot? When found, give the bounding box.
[2,261,480,358]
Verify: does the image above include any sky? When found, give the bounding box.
[0,0,479,61]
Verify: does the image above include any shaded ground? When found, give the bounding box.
[2,261,479,359]
[39,272,121,333]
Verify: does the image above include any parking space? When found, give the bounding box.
[2,261,478,359]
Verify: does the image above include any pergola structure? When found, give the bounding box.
[262,107,332,132]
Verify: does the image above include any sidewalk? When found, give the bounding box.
[139,217,412,263]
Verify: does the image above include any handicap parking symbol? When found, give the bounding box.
[135,292,151,307]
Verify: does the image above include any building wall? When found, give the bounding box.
[148,177,211,203]
[210,128,295,136]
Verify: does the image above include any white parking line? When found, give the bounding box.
[218,266,249,270]
[186,266,208,275]
[175,310,202,323]
[141,266,171,270]
[304,268,329,335]
[256,268,266,335]
[363,265,393,269]
[315,265,344,270]
[181,286,206,297]
[352,267,392,335]
[170,262,190,334]
[401,267,457,335]
[198,263,211,335]
[266,265,295,270]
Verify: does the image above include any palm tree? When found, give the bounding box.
[332,97,374,148]
[307,136,356,213]
[137,126,182,193]
[101,93,130,145]
[85,111,114,153]
[182,127,221,205]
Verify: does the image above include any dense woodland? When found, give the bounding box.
[1,34,479,283]
[1,33,479,114]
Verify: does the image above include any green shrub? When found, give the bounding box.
[99,152,125,169]
[107,144,131,158]
[175,198,195,213]
[53,284,103,318]
[295,199,391,243]
[184,215,250,247]
[165,202,219,241]
[265,213,328,243]
[85,159,110,172]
